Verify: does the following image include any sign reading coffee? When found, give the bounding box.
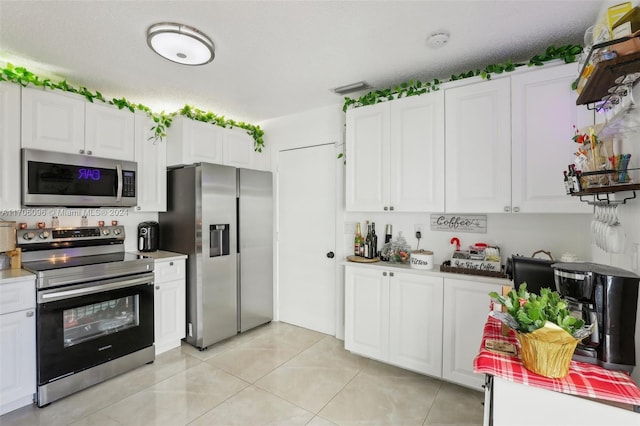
[430,214,487,233]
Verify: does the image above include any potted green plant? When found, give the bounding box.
[489,283,592,378]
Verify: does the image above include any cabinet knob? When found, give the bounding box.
[326,252,335,259]
[503,206,510,212]
[383,272,387,276]
[26,311,34,317]
[389,206,394,211]
[169,261,174,266]
[384,206,389,211]
[389,272,394,277]
[136,206,141,211]
[513,206,520,213]
[155,285,160,290]
[79,149,85,154]
[87,150,93,155]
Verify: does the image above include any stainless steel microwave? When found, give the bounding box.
[22,148,137,207]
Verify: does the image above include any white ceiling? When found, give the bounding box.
[0,0,606,124]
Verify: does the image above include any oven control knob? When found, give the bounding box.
[102,229,111,236]
[23,232,35,241]
[39,231,50,239]
[113,228,122,235]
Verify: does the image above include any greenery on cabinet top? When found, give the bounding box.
[0,63,265,152]
[342,44,583,112]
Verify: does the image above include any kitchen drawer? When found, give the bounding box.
[0,280,35,315]
[154,259,186,283]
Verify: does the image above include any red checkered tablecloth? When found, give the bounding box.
[473,315,640,406]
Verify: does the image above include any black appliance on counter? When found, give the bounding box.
[138,221,159,252]
[553,262,639,373]
[18,226,155,406]
[506,253,556,295]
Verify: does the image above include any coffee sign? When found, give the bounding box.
[430,214,487,233]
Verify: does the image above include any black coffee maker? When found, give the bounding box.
[553,262,639,373]
[138,221,159,252]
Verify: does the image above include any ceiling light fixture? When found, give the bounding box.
[333,81,371,95]
[427,31,450,49]
[147,22,215,66]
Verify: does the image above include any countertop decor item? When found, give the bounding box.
[489,284,593,378]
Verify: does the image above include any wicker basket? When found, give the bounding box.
[516,325,580,379]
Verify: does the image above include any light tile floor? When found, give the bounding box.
[1,322,484,425]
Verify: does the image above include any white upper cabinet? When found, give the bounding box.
[223,127,271,171]
[445,63,593,214]
[85,102,135,161]
[222,126,255,168]
[21,87,135,161]
[445,78,512,213]
[22,87,85,154]
[166,115,223,166]
[346,101,389,211]
[134,112,167,212]
[0,82,21,210]
[511,63,592,213]
[390,92,445,212]
[346,90,445,212]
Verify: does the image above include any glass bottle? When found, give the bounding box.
[354,223,363,256]
[364,224,372,259]
[371,222,378,259]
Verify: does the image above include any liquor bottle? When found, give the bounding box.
[364,223,372,259]
[569,165,581,193]
[354,223,363,256]
[574,170,583,193]
[371,222,378,258]
[563,170,571,195]
[384,224,392,244]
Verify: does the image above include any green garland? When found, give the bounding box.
[343,44,583,112]
[0,63,264,151]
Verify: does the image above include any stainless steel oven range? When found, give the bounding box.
[18,225,155,407]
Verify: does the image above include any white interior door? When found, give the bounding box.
[277,144,336,335]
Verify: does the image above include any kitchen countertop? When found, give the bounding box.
[0,268,35,284]
[343,258,510,286]
[131,250,188,262]
[474,315,640,407]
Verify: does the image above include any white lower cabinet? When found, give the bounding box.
[345,265,506,388]
[442,277,503,390]
[0,274,36,415]
[153,258,186,355]
[344,265,443,376]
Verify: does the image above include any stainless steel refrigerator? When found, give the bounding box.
[159,163,273,349]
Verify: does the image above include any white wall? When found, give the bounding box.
[260,104,346,336]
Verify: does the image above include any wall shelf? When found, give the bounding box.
[571,183,639,205]
[576,35,640,109]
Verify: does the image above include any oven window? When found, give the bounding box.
[62,295,139,347]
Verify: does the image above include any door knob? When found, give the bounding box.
[326,251,335,258]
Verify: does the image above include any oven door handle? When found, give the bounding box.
[116,163,123,202]
[38,274,153,303]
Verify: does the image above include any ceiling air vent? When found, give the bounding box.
[332,81,371,95]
